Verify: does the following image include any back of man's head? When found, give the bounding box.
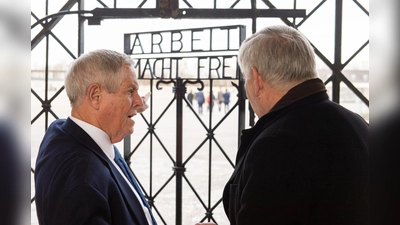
[238,25,317,91]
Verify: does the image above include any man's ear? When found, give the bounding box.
[87,83,101,110]
[251,67,264,96]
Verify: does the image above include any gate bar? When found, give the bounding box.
[173,77,186,225]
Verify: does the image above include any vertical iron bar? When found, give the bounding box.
[149,79,154,206]
[44,0,49,130]
[332,0,343,103]
[293,0,297,26]
[123,34,132,162]
[78,0,85,55]
[251,0,257,34]
[174,77,185,225]
[208,80,213,220]
[238,26,246,147]
[249,5,257,127]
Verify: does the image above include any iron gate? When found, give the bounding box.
[123,25,246,224]
[31,1,370,224]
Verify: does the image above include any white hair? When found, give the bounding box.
[238,25,318,91]
[64,49,135,107]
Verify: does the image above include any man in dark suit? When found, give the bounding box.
[222,25,368,224]
[35,49,157,225]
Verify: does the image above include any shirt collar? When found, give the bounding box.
[69,116,115,159]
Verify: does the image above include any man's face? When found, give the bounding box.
[100,66,143,143]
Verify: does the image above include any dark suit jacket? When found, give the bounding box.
[223,80,369,225]
[35,118,150,225]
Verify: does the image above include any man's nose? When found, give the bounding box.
[133,93,144,109]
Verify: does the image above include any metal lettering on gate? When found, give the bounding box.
[123,25,246,225]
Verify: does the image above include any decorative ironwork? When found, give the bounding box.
[31,1,369,224]
[123,25,246,224]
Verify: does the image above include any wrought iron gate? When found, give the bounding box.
[31,1,369,224]
[123,25,246,224]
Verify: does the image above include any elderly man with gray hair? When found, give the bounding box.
[35,49,156,225]
[221,25,368,225]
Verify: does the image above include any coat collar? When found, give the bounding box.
[231,79,329,180]
[270,78,327,113]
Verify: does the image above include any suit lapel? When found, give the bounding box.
[62,118,149,224]
[108,158,150,224]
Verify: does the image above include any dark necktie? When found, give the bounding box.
[113,147,157,225]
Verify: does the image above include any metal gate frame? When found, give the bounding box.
[123,25,247,224]
[31,1,369,224]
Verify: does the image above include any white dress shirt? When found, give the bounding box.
[70,116,154,225]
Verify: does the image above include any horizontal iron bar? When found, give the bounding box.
[89,8,306,20]
[124,24,244,35]
[179,8,306,19]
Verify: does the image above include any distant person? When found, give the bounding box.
[223,25,368,224]
[217,89,224,112]
[223,89,230,113]
[35,49,157,224]
[196,90,205,115]
[187,90,194,106]
[206,92,215,112]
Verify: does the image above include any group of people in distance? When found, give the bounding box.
[187,88,231,115]
[34,25,373,225]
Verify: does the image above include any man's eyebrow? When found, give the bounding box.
[130,83,139,90]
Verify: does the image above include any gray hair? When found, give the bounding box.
[238,25,317,90]
[64,49,135,107]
